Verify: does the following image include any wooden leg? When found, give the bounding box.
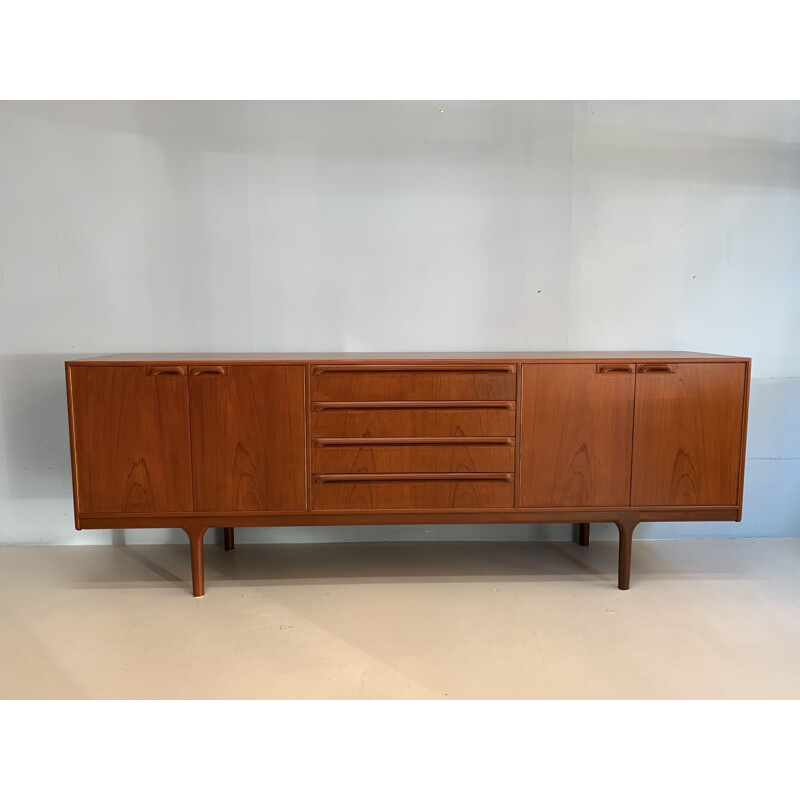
[223,527,235,551]
[183,525,208,597]
[578,522,590,546]
[615,516,639,590]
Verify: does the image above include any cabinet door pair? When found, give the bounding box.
[69,366,306,514]
[519,363,747,508]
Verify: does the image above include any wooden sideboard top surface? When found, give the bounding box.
[69,351,749,365]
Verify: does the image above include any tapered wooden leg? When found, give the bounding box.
[223,527,235,551]
[578,522,590,546]
[183,525,208,597]
[615,516,639,590]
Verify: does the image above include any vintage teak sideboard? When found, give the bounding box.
[65,352,750,596]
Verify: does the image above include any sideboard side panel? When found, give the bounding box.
[736,360,752,518]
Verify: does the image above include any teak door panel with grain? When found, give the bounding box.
[519,363,636,507]
[188,365,307,511]
[631,362,746,506]
[68,365,193,513]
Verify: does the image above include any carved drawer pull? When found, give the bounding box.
[638,364,675,374]
[146,366,187,377]
[314,472,514,484]
[313,437,515,447]
[189,366,228,377]
[312,401,515,411]
[596,364,634,374]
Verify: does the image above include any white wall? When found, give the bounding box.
[1,100,798,545]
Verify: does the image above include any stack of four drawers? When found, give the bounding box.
[309,364,518,510]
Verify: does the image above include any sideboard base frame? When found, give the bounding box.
[75,507,738,597]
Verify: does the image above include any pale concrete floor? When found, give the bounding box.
[1,538,798,699]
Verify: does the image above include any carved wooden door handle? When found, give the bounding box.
[146,366,187,377]
[638,364,675,374]
[596,364,634,374]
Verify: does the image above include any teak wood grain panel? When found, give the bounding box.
[188,365,306,512]
[310,365,516,401]
[312,438,515,474]
[519,364,635,507]
[631,362,746,506]
[69,366,193,513]
[312,474,515,510]
[311,402,516,438]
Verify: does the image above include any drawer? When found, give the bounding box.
[310,364,516,401]
[310,401,516,438]
[312,437,516,474]
[312,473,515,510]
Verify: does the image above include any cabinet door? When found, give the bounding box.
[68,366,193,513]
[631,363,746,506]
[189,366,307,511]
[519,363,635,507]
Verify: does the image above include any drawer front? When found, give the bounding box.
[311,364,516,401]
[312,473,515,510]
[311,402,516,438]
[313,438,516,474]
